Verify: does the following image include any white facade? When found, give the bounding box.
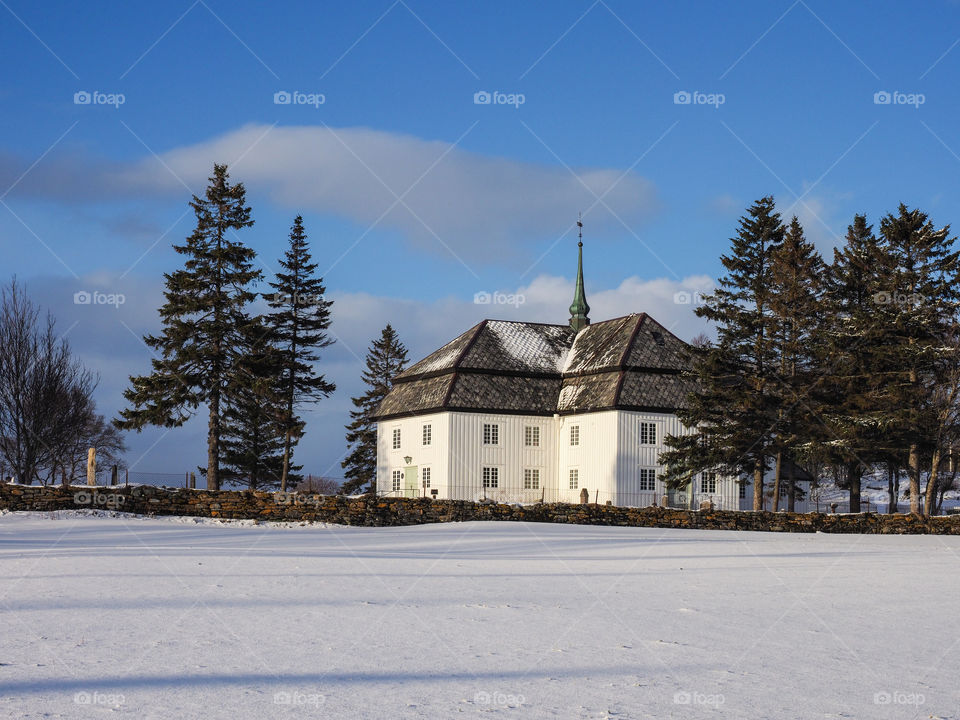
[377,409,742,510]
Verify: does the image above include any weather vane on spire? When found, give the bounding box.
[577,212,583,247]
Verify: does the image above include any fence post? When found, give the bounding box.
[190,472,196,489]
[86,448,96,486]
[111,465,118,486]
[125,468,129,487]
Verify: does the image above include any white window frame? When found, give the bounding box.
[422,424,432,446]
[483,423,499,446]
[421,467,431,489]
[391,469,402,492]
[569,468,579,489]
[700,471,717,494]
[640,422,657,445]
[570,425,580,447]
[639,468,657,491]
[523,468,541,490]
[739,481,747,499]
[482,466,499,488]
[392,427,401,450]
[524,426,540,447]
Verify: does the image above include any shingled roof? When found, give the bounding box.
[374,314,695,420]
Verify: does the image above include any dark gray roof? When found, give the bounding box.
[374,314,692,420]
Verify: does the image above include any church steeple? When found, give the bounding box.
[568,214,590,332]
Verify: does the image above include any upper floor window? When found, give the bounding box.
[482,466,499,488]
[639,468,657,491]
[422,424,432,446]
[700,472,717,494]
[483,423,499,446]
[392,428,401,450]
[524,468,541,490]
[640,422,657,445]
[524,426,540,447]
[570,425,580,446]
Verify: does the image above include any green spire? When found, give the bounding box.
[569,215,590,332]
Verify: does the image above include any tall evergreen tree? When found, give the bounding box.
[221,316,288,491]
[341,324,408,495]
[871,205,960,515]
[266,215,335,491]
[661,197,784,510]
[819,215,887,512]
[115,164,260,491]
[768,216,824,511]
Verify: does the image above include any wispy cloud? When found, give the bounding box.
[0,124,661,264]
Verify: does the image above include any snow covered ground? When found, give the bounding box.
[1,511,958,719]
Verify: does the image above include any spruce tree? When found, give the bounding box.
[115,164,260,491]
[768,217,824,511]
[220,316,288,491]
[661,197,784,510]
[341,324,408,495]
[871,205,960,515]
[266,215,335,491]
[819,215,887,512]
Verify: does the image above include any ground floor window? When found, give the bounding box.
[739,481,747,499]
[569,468,579,489]
[482,466,499,488]
[391,470,402,492]
[639,468,657,491]
[524,468,541,490]
[422,467,431,489]
[700,471,717,494]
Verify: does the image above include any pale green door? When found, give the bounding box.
[403,466,418,498]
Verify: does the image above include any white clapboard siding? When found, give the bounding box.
[378,408,743,510]
[377,412,450,497]
[447,412,557,503]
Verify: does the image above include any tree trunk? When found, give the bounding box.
[207,390,220,492]
[848,459,861,514]
[772,451,782,512]
[908,442,922,516]
[280,429,291,492]
[886,463,898,514]
[925,450,940,517]
[787,461,796,512]
[753,457,764,511]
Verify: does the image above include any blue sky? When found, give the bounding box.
[3,0,960,483]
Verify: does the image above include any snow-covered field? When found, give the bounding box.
[1,511,958,719]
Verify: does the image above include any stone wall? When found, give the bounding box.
[2,483,958,534]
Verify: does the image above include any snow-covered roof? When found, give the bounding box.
[376,314,695,420]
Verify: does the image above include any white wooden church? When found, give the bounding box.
[373,239,809,511]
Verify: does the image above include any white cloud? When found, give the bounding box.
[137,125,659,262]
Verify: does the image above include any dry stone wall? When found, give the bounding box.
[2,483,958,534]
